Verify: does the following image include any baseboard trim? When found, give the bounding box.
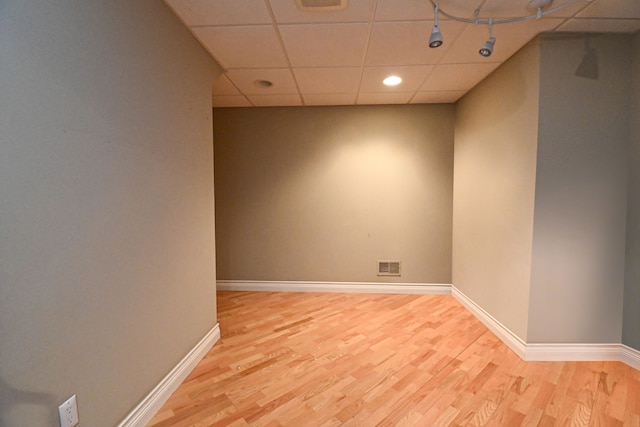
[524,343,621,362]
[118,323,221,427]
[621,344,640,371]
[216,281,640,370]
[451,286,640,369]
[217,280,452,295]
[451,286,527,359]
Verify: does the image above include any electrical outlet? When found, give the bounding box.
[58,394,79,427]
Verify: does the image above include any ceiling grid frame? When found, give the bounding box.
[164,0,640,107]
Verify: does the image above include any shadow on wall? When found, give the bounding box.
[574,35,600,80]
[0,377,56,427]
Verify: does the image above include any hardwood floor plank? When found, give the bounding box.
[147,291,640,427]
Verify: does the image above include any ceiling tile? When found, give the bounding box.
[213,96,252,108]
[212,75,241,96]
[411,90,466,104]
[227,68,299,95]
[293,67,362,94]
[556,19,640,33]
[435,0,486,20]
[577,0,640,18]
[303,93,358,105]
[165,0,272,26]
[478,0,587,19]
[193,26,288,69]
[165,0,638,108]
[374,0,434,21]
[439,18,563,64]
[420,63,500,91]
[248,94,303,106]
[360,65,434,92]
[365,20,467,66]
[279,23,370,67]
[268,0,374,23]
[357,92,414,105]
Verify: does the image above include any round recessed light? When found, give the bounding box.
[253,79,274,88]
[383,76,402,86]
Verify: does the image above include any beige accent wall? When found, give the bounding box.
[528,34,630,343]
[623,31,640,350]
[452,41,541,340]
[214,105,454,284]
[0,1,219,426]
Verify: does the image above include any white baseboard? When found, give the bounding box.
[118,324,221,427]
[216,281,640,370]
[217,280,451,295]
[451,286,640,369]
[524,343,621,362]
[621,344,640,371]
[451,286,527,359]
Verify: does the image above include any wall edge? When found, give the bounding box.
[118,324,221,427]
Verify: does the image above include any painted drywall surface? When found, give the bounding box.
[0,1,219,426]
[453,40,540,341]
[623,31,640,350]
[214,105,454,283]
[528,34,630,343]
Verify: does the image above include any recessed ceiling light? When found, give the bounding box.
[295,0,348,12]
[383,76,402,86]
[254,79,273,88]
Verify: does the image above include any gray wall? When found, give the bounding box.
[453,34,633,345]
[453,40,541,340]
[623,31,640,350]
[528,34,630,343]
[0,1,219,426]
[214,105,454,284]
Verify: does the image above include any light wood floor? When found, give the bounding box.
[148,291,640,426]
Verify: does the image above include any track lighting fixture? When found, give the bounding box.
[479,37,495,57]
[428,0,589,57]
[429,26,443,48]
[479,20,495,57]
[429,3,443,48]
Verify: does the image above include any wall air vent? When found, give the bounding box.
[378,260,401,276]
[295,0,348,12]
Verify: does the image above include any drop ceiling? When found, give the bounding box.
[164,0,640,107]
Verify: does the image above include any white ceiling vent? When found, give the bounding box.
[295,0,348,12]
[378,261,401,276]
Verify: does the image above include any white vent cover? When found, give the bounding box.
[295,0,348,12]
[378,261,401,276]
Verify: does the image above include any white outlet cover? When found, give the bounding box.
[58,394,79,427]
